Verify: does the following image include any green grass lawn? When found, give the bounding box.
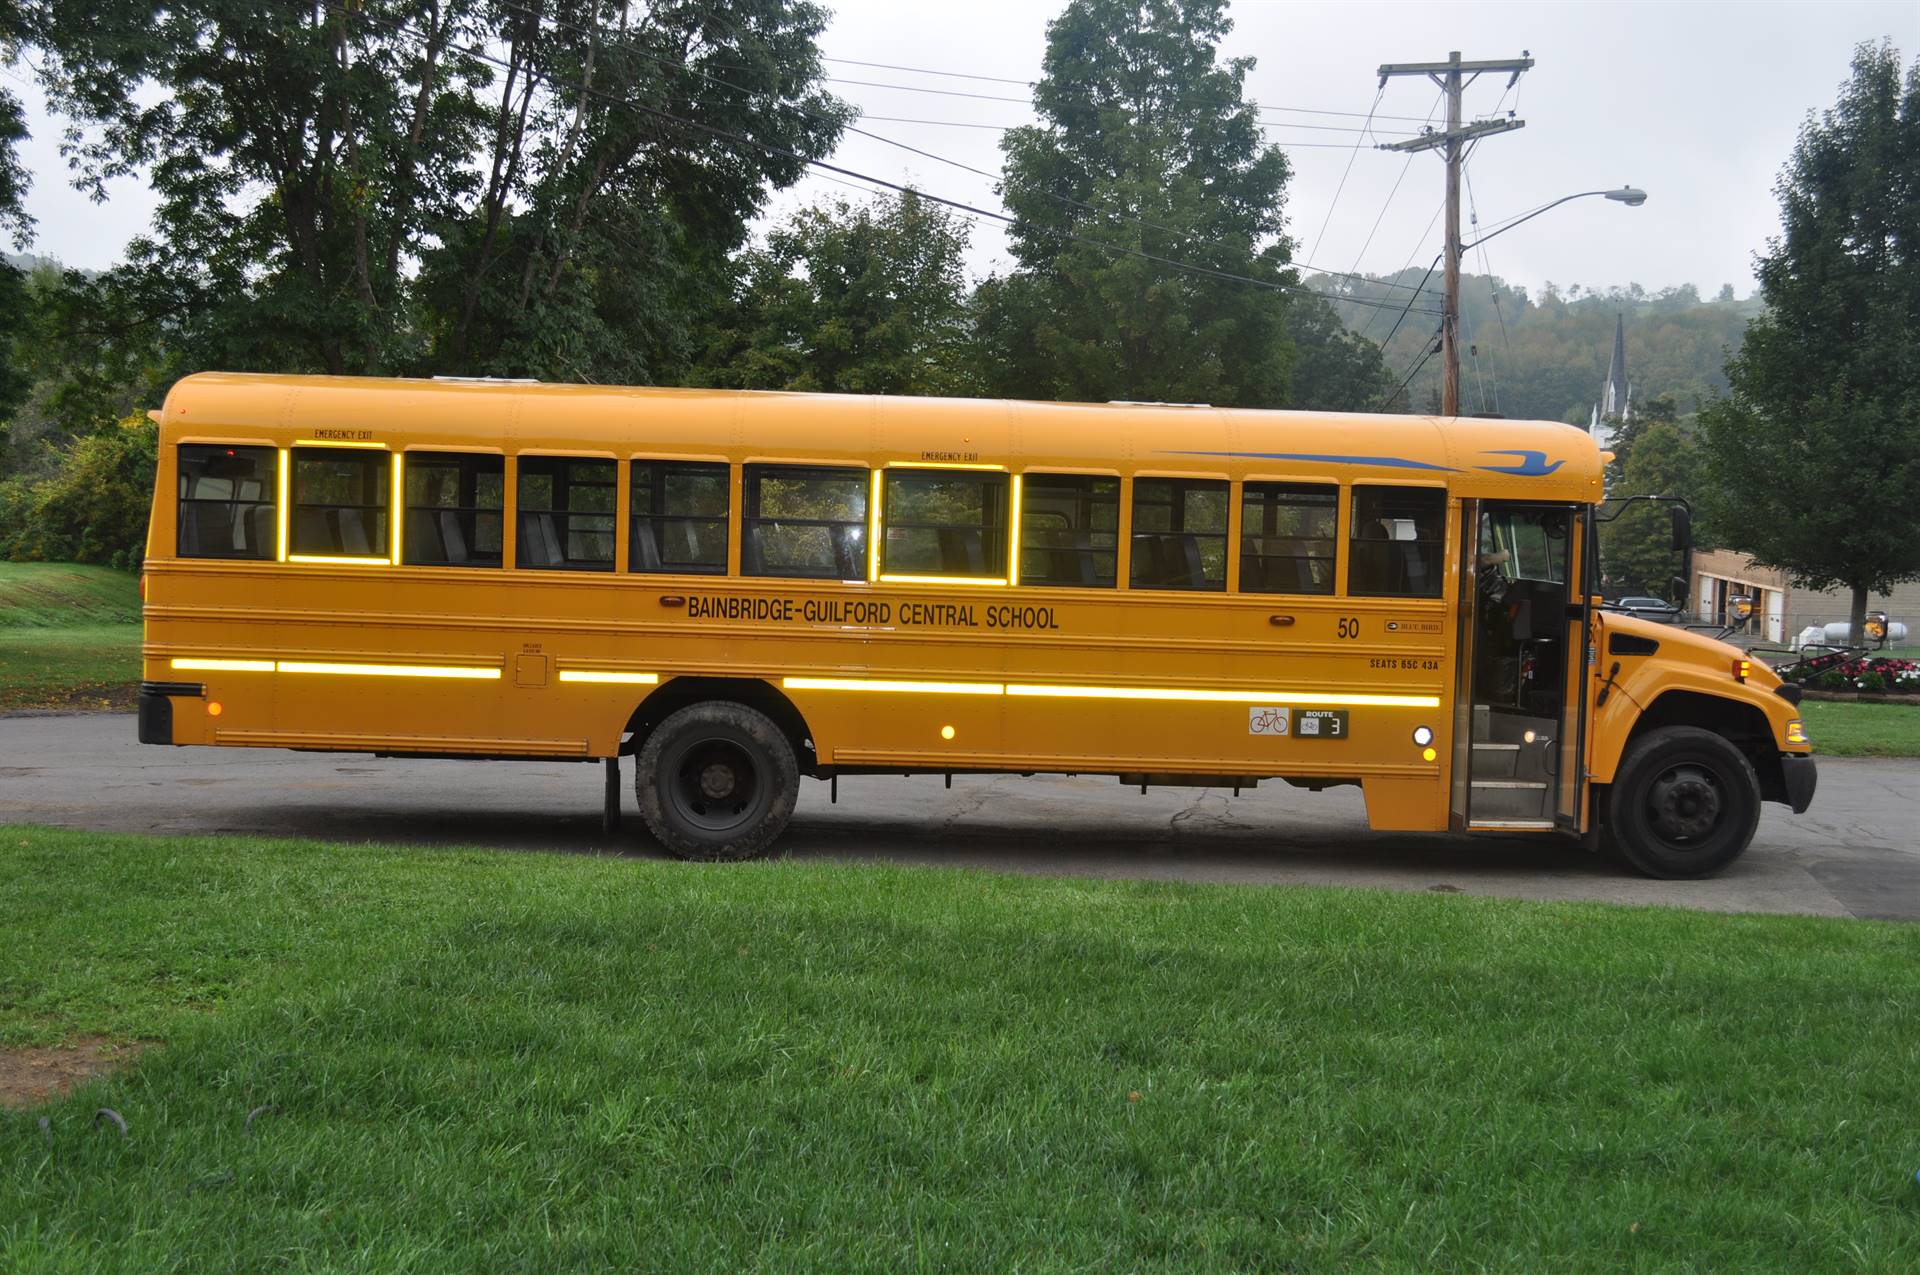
[0,563,142,709]
[2,828,1917,1271]
[1799,698,1920,758]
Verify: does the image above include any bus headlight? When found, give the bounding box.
[1786,720,1808,745]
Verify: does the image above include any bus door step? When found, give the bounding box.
[1469,778,1551,822]
[1466,818,1557,831]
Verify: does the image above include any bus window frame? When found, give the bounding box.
[1013,467,1123,591]
[628,454,731,577]
[175,442,281,563]
[287,442,395,566]
[1345,480,1451,601]
[1237,478,1342,597]
[878,463,1013,586]
[1127,470,1231,593]
[741,461,872,582]
[514,450,620,573]
[398,446,507,570]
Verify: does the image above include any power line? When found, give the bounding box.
[823,54,1442,123]
[1303,85,1383,265]
[853,114,1431,147]
[1389,327,1443,410]
[819,74,1420,133]
[368,10,1443,320]
[492,0,1439,299]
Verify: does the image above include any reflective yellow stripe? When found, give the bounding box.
[784,677,1005,695]
[288,554,390,566]
[885,460,1006,471]
[390,453,404,565]
[1006,683,1440,707]
[557,670,660,685]
[275,450,290,562]
[867,470,883,583]
[1008,474,1023,586]
[171,658,275,673]
[877,574,1008,587]
[276,661,499,679]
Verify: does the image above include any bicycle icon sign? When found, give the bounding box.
[1247,706,1291,736]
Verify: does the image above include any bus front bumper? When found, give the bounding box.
[1780,753,1817,814]
[138,681,204,745]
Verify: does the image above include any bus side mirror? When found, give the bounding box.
[1670,505,1692,552]
[1669,575,1688,603]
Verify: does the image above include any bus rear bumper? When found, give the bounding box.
[138,681,204,745]
[1779,753,1816,814]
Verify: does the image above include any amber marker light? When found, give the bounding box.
[1733,658,1751,682]
[1422,747,1437,762]
[207,701,223,717]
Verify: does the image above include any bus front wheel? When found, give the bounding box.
[1603,725,1761,879]
[635,701,799,861]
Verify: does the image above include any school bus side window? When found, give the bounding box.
[292,448,390,558]
[1349,486,1445,598]
[1241,482,1337,595]
[631,461,728,574]
[743,464,867,579]
[882,469,1010,580]
[1019,474,1118,587]
[1131,478,1227,591]
[177,444,277,560]
[517,457,616,571]
[405,453,504,567]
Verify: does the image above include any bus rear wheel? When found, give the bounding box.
[635,701,798,861]
[1603,725,1760,879]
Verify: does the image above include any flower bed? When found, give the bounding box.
[1774,651,1920,694]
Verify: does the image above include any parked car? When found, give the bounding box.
[1607,595,1684,623]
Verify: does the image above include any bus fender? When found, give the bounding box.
[621,677,820,772]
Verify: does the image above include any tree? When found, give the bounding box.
[1599,408,1701,600]
[1699,42,1920,642]
[20,0,850,382]
[979,0,1304,408]
[695,191,978,397]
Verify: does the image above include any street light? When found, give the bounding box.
[1461,187,1647,252]
[1419,186,1645,416]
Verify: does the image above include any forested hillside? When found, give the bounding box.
[1316,271,1760,423]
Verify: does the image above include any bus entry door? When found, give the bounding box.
[1456,503,1579,831]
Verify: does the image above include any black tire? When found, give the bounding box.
[1602,725,1761,879]
[635,701,798,861]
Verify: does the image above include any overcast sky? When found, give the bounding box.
[9,1,1919,299]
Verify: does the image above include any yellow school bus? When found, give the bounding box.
[138,373,1815,876]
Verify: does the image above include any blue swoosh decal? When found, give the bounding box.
[1159,450,1456,472]
[1476,449,1564,476]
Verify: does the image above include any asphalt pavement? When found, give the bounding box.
[2,712,1915,920]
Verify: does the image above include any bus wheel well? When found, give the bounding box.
[621,678,817,772]
[1629,690,1787,805]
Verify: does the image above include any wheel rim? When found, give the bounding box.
[664,734,767,834]
[1644,762,1724,847]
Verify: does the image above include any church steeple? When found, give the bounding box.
[1590,312,1631,447]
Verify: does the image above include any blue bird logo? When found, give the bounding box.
[1477,450,1564,476]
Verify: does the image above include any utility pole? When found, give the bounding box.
[1376,51,1532,415]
